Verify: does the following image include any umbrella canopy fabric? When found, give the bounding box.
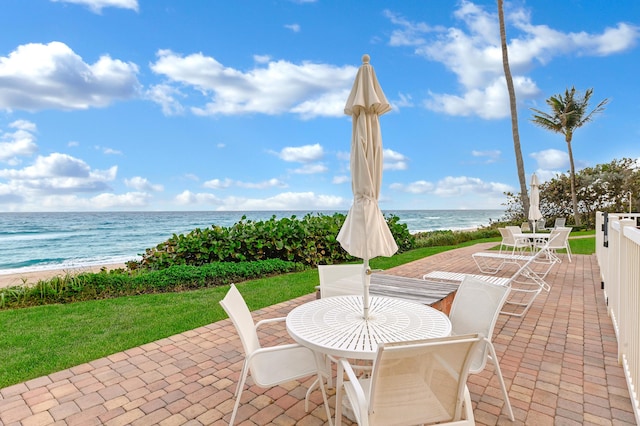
[337,54,398,319]
[528,173,543,233]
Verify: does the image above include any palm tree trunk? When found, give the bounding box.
[566,137,581,225]
[498,0,529,216]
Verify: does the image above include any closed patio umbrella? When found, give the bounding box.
[529,173,543,233]
[337,54,398,320]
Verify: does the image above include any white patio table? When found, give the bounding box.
[512,232,551,241]
[286,295,452,361]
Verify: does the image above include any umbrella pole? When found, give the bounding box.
[363,258,370,320]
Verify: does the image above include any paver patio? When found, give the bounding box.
[0,243,637,425]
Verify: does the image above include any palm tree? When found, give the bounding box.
[498,0,530,216]
[530,87,608,226]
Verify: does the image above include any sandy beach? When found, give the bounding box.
[0,264,126,289]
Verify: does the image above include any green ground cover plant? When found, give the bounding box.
[0,234,595,388]
[0,259,304,310]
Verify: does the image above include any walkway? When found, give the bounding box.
[0,244,637,425]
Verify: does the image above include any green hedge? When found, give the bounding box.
[0,259,304,310]
[130,212,414,270]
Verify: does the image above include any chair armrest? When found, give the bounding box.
[338,358,369,420]
[255,316,286,330]
[249,342,307,358]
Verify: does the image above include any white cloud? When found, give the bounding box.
[383,148,409,171]
[214,191,346,210]
[124,176,164,192]
[0,120,38,163]
[390,180,434,194]
[203,178,233,189]
[332,175,349,184]
[94,145,123,155]
[291,163,327,174]
[88,192,150,208]
[145,83,186,116]
[149,50,357,118]
[174,190,346,210]
[278,143,324,162]
[387,2,640,119]
[175,190,221,205]
[253,55,271,64]
[434,176,512,197]
[237,178,287,189]
[0,152,117,194]
[50,0,139,13]
[472,149,501,163]
[530,148,568,170]
[389,175,513,197]
[203,177,287,189]
[0,42,141,112]
[285,23,301,33]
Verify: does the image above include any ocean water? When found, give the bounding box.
[0,210,504,275]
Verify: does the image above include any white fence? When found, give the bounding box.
[595,212,640,424]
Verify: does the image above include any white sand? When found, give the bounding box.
[0,264,126,289]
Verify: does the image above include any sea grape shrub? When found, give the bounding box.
[130,212,413,271]
[412,228,500,248]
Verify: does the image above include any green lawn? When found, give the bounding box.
[0,236,595,389]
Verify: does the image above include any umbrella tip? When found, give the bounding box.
[362,54,370,64]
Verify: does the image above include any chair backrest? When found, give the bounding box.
[505,226,522,237]
[554,217,566,228]
[498,228,514,245]
[448,276,510,373]
[547,227,571,249]
[219,284,261,357]
[317,264,363,298]
[368,334,482,425]
[536,218,546,230]
[520,221,530,232]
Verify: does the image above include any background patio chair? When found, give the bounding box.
[500,227,530,254]
[219,284,331,425]
[317,264,364,298]
[335,334,482,426]
[554,217,566,228]
[535,226,572,262]
[536,218,549,231]
[449,276,515,420]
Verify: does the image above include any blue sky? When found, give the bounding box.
[1,0,639,212]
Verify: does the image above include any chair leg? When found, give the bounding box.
[487,341,514,421]
[335,361,344,426]
[229,362,250,426]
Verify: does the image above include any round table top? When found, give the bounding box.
[286,295,452,360]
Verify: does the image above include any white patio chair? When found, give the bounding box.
[536,218,549,231]
[219,284,331,425]
[449,276,514,420]
[535,226,572,262]
[554,217,566,228]
[499,227,530,254]
[317,264,370,386]
[335,334,483,426]
[317,264,364,298]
